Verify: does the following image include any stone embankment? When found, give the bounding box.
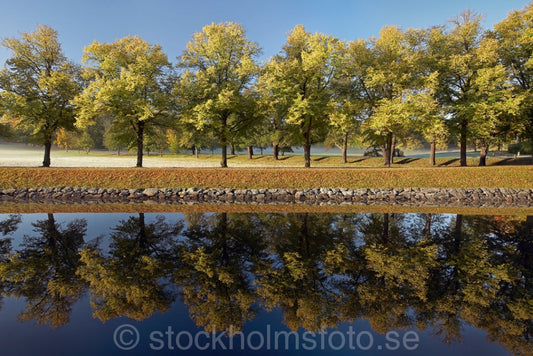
[1,187,532,207]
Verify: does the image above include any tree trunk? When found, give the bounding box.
[479,142,488,166]
[430,139,436,166]
[460,121,467,167]
[529,125,533,158]
[303,118,312,168]
[195,146,199,158]
[136,122,144,168]
[383,132,393,167]
[221,145,228,168]
[390,135,396,164]
[342,132,348,164]
[247,146,253,159]
[273,143,279,160]
[220,117,228,168]
[230,144,235,155]
[43,139,52,167]
[303,142,311,168]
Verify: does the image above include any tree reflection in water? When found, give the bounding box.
[0,213,85,328]
[78,213,183,322]
[175,212,266,333]
[0,212,530,354]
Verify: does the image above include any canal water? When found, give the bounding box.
[0,212,530,355]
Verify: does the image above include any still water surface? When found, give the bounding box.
[0,212,530,355]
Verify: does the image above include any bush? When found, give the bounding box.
[508,141,532,155]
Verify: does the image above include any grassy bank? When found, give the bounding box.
[152,154,533,167]
[1,166,532,190]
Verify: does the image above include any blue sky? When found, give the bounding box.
[0,0,530,64]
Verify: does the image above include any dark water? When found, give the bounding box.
[0,212,531,355]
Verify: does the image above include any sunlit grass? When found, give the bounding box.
[0,166,531,189]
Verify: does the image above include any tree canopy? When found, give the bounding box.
[74,36,173,167]
[2,3,533,167]
[176,22,261,168]
[0,25,81,167]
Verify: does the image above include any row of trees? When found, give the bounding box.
[0,212,532,354]
[1,3,532,167]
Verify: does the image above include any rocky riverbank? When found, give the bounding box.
[1,187,532,207]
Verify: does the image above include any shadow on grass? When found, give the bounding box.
[313,156,330,162]
[439,159,459,166]
[394,158,420,165]
[493,157,533,166]
[348,158,366,164]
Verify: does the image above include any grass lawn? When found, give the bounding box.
[1,165,532,190]
[1,143,532,189]
[184,154,533,167]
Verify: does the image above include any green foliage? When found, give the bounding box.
[508,140,532,155]
[176,22,261,167]
[74,36,173,167]
[1,5,533,166]
[78,131,94,153]
[259,25,343,167]
[492,2,533,150]
[427,11,524,165]
[0,25,81,166]
[354,27,441,165]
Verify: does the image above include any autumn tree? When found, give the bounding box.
[74,36,173,167]
[176,22,260,168]
[54,128,78,151]
[0,25,81,167]
[260,25,342,167]
[468,45,522,166]
[356,27,435,167]
[492,2,533,157]
[326,40,368,163]
[256,58,300,161]
[413,72,448,166]
[429,11,517,166]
